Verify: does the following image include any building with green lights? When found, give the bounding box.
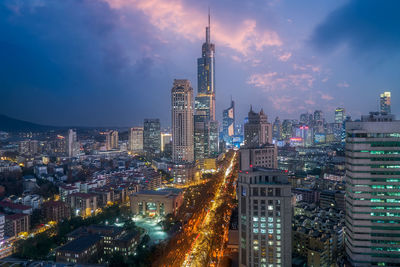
[345,112,400,266]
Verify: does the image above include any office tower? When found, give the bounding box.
[129,127,143,152]
[335,107,346,124]
[197,11,215,121]
[171,79,194,163]
[345,112,400,266]
[300,113,313,125]
[380,91,391,114]
[281,120,292,140]
[223,99,235,144]
[313,110,324,133]
[239,144,278,171]
[238,168,292,267]
[194,112,208,160]
[208,120,219,157]
[272,117,282,140]
[161,133,172,152]
[194,11,219,159]
[106,130,118,150]
[244,106,272,148]
[67,129,78,157]
[143,119,161,157]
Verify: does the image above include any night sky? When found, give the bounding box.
[1,0,399,127]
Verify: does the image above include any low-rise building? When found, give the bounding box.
[42,201,71,222]
[170,162,197,184]
[0,213,4,241]
[292,203,345,266]
[5,213,30,237]
[130,188,183,217]
[59,185,79,201]
[66,193,98,217]
[0,201,32,215]
[56,234,103,264]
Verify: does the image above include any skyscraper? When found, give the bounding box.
[335,107,346,124]
[143,119,161,157]
[194,11,219,159]
[380,91,391,114]
[171,79,194,163]
[238,167,292,267]
[313,110,324,134]
[244,106,272,147]
[281,120,293,140]
[196,11,215,121]
[129,127,143,152]
[161,132,172,152]
[272,117,282,140]
[222,99,235,144]
[67,129,78,157]
[345,112,400,266]
[194,112,208,160]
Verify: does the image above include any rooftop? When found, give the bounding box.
[58,234,102,253]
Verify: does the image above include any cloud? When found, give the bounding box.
[337,81,349,88]
[319,92,334,101]
[0,0,172,126]
[278,51,292,62]
[248,72,314,92]
[104,0,282,56]
[247,60,334,114]
[311,0,400,58]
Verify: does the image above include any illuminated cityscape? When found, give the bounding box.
[0,1,399,267]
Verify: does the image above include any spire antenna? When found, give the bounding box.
[205,7,211,44]
[208,7,211,28]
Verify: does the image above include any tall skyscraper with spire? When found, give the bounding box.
[194,10,219,160]
[196,10,215,120]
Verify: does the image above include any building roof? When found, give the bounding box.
[5,213,28,220]
[68,192,97,199]
[0,201,32,210]
[134,188,182,196]
[42,200,67,208]
[58,234,102,253]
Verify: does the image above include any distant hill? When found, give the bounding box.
[0,114,56,132]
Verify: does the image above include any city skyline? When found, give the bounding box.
[1,0,399,127]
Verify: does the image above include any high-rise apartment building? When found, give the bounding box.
[380,91,391,114]
[345,112,400,266]
[171,79,194,163]
[129,127,143,152]
[67,129,79,157]
[238,167,292,267]
[223,99,235,144]
[143,119,161,157]
[106,130,118,150]
[244,107,272,148]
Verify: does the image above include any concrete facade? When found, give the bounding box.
[238,168,291,267]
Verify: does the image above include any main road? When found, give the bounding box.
[153,150,238,267]
[182,151,237,267]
